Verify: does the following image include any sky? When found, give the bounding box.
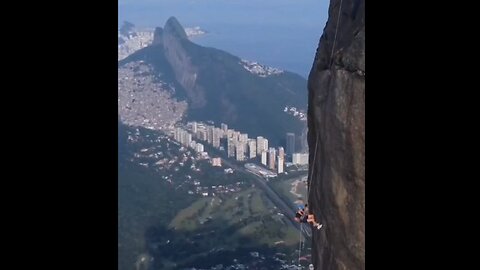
[119,0,328,28]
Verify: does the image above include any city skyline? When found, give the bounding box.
[171,121,308,176]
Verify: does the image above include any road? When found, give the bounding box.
[219,157,312,237]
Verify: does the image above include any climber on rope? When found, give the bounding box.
[294,204,323,230]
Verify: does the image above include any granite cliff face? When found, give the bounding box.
[159,17,206,108]
[307,0,365,269]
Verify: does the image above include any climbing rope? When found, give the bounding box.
[298,223,303,266]
[301,223,312,237]
[306,133,320,201]
[329,0,344,68]
[307,0,344,204]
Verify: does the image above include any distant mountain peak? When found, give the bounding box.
[152,27,164,46]
[164,16,188,40]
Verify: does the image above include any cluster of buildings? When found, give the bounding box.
[118,30,153,61]
[292,153,309,165]
[118,62,188,131]
[283,106,307,121]
[211,157,222,167]
[239,59,284,77]
[182,250,307,270]
[170,121,309,174]
[173,127,206,155]
[191,181,244,197]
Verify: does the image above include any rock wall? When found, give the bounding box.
[161,17,206,108]
[307,0,365,269]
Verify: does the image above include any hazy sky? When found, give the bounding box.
[118,0,329,28]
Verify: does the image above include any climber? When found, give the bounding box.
[294,204,323,230]
[294,205,307,223]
